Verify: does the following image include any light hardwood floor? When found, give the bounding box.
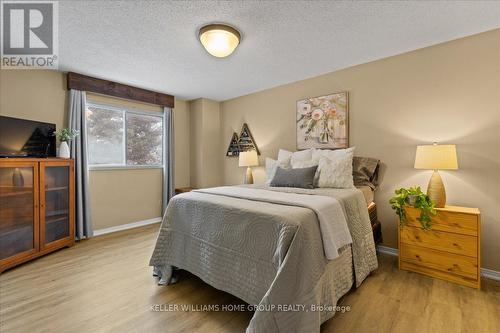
[1,224,499,333]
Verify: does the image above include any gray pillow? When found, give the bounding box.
[270,165,318,189]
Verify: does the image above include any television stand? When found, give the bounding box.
[0,158,75,273]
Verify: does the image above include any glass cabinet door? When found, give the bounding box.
[0,163,39,262]
[41,162,73,248]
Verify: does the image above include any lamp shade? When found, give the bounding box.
[239,150,258,167]
[414,144,458,170]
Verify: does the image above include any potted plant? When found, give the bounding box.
[56,128,79,159]
[389,186,436,230]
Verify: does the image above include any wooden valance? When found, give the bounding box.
[67,72,174,108]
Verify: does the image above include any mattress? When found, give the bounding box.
[357,185,374,206]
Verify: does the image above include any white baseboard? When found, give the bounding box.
[481,268,500,281]
[376,245,500,281]
[93,217,162,237]
[376,245,399,256]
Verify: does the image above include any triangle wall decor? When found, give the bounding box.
[237,123,260,155]
[226,132,240,157]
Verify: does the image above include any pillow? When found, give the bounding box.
[290,149,314,167]
[353,156,380,190]
[270,165,318,189]
[291,159,320,186]
[277,149,292,166]
[291,159,317,169]
[317,153,355,189]
[277,148,315,168]
[312,147,355,164]
[265,158,290,185]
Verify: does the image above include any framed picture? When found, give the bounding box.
[296,91,348,149]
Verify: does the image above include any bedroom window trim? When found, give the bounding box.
[85,102,165,171]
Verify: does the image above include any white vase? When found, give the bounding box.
[59,141,70,159]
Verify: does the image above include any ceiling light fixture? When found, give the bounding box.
[199,24,241,58]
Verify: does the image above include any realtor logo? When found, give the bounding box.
[1,0,58,69]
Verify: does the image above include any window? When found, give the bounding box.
[86,103,164,169]
[86,105,125,165]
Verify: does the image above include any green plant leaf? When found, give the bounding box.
[389,186,436,230]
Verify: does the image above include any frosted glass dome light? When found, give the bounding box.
[199,24,241,58]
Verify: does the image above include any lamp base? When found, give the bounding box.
[427,170,446,208]
[244,167,254,184]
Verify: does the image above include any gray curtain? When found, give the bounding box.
[68,89,93,239]
[162,107,174,214]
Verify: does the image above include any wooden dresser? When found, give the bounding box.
[399,206,480,289]
[0,158,75,273]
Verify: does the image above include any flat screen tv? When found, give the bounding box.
[0,116,56,158]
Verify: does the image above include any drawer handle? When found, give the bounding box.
[415,236,420,240]
[453,243,459,247]
[415,254,421,260]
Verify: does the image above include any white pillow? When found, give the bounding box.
[278,148,315,168]
[290,149,314,168]
[291,160,317,169]
[265,158,290,185]
[317,151,355,189]
[312,147,355,164]
[277,149,292,166]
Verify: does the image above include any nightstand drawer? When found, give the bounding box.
[406,208,478,236]
[400,227,477,257]
[400,244,478,279]
[399,261,479,289]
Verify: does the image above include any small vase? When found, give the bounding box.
[319,120,330,143]
[59,141,70,159]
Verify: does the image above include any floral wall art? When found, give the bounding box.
[296,91,348,149]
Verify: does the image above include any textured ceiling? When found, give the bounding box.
[59,1,500,101]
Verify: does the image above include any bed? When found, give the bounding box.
[149,184,378,332]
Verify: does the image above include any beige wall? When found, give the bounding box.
[220,29,500,271]
[173,99,191,188]
[0,70,68,129]
[189,98,222,188]
[189,99,204,187]
[88,168,163,229]
[0,70,191,230]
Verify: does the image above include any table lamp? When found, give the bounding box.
[414,143,458,208]
[239,150,259,184]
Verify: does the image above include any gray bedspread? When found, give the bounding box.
[149,185,378,332]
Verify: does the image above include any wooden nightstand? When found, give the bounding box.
[174,187,196,195]
[368,202,383,244]
[398,206,481,289]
